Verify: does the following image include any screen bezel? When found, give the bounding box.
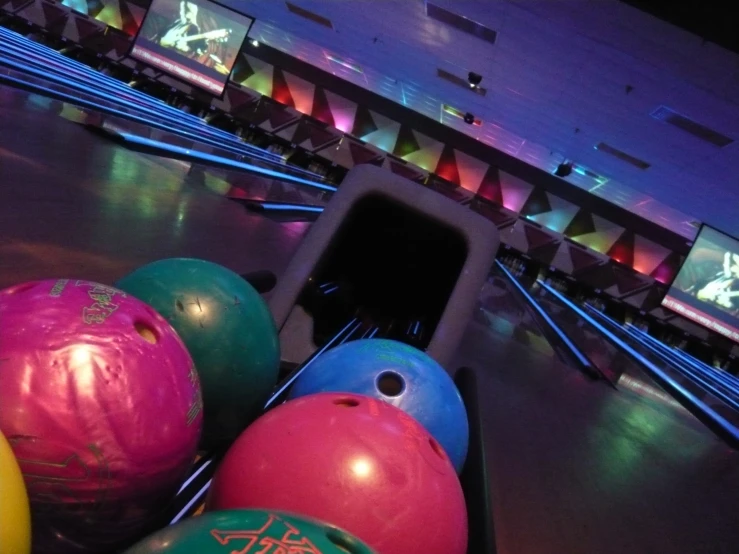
[661,222,739,344]
[128,0,255,98]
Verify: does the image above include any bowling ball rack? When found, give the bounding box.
[151,317,495,554]
[142,163,500,552]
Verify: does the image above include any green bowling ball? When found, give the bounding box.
[124,510,375,553]
[115,258,280,447]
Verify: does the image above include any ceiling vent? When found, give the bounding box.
[426,3,497,45]
[651,106,733,147]
[437,68,487,96]
[595,142,651,170]
[285,2,333,29]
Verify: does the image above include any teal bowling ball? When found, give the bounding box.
[123,509,375,553]
[115,258,280,447]
[288,339,469,472]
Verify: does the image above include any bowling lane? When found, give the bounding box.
[0,83,310,290]
[455,284,739,553]
[475,267,558,360]
[532,280,739,441]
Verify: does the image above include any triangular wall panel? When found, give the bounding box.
[633,234,673,276]
[283,72,316,115]
[454,149,490,193]
[401,129,444,172]
[311,87,335,127]
[499,171,534,213]
[434,145,460,186]
[324,90,358,134]
[526,194,580,234]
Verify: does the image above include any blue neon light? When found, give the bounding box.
[264,318,360,409]
[116,132,336,191]
[258,202,325,213]
[496,261,593,369]
[0,31,326,180]
[539,281,739,440]
[0,69,304,178]
[0,54,304,172]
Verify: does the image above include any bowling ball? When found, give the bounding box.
[207,392,468,554]
[0,279,203,553]
[288,338,469,472]
[124,509,375,553]
[0,430,31,554]
[115,258,280,447]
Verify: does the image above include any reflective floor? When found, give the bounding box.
[0,86,310,291]
[2,83,739,554]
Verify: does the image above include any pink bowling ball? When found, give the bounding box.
[0,279,203,553]
[207,392,468,554]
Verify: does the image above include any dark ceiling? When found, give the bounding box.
[621,1,739,53]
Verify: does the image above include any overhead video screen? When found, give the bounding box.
[58,1,152,36]
[662,225,739,344]
[129,0,254,96]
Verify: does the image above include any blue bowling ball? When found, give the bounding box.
[288,338,469,472]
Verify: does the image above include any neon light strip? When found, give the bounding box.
[264,318,360,409]
[624,332,739,407]
[0,31,253,146]
[584,310,739,407]
[442,104,464,118]
[539,281,739,441]
[0,53,300,172]
[0,31,323,179]
[176,458,213,495]
[325,54,363,73]
[171,479,211,524]
[1,35,201,120]
[495,261,593,370]
[0,57,285,169]
[672,346,739,387]
[626,323,739,392]
[0,72,329,187]
[116,133,337,191]
[258,202,325,213]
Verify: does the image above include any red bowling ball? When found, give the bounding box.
[207,392,468,554]
[0,279,203,553]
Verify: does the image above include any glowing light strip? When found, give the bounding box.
[0,33,251,145]
[588,307,739,397]
[2,39,201,122]
[0,54,294,169]
[592,316,739,407]
[626,323,739,393]
[0,31,321,177]
[325,53,363,73]
[258,202,325,213]
[0,71,326,185]
[0,30,202,119]
[673,346,739,387]
[176,458,213,494]
[496,261,593,370]
[625,333,739,407]
[171,479,212,524]
[264,318,359,409]
[116,133,336,191]
[539,281,739,442]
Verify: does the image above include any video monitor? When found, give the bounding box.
[58,1,152,36]
[129,0,254,96]
[662,225,739,343]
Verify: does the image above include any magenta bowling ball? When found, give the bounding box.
[0,279,203,553]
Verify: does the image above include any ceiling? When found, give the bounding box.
[221,0,739,239]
